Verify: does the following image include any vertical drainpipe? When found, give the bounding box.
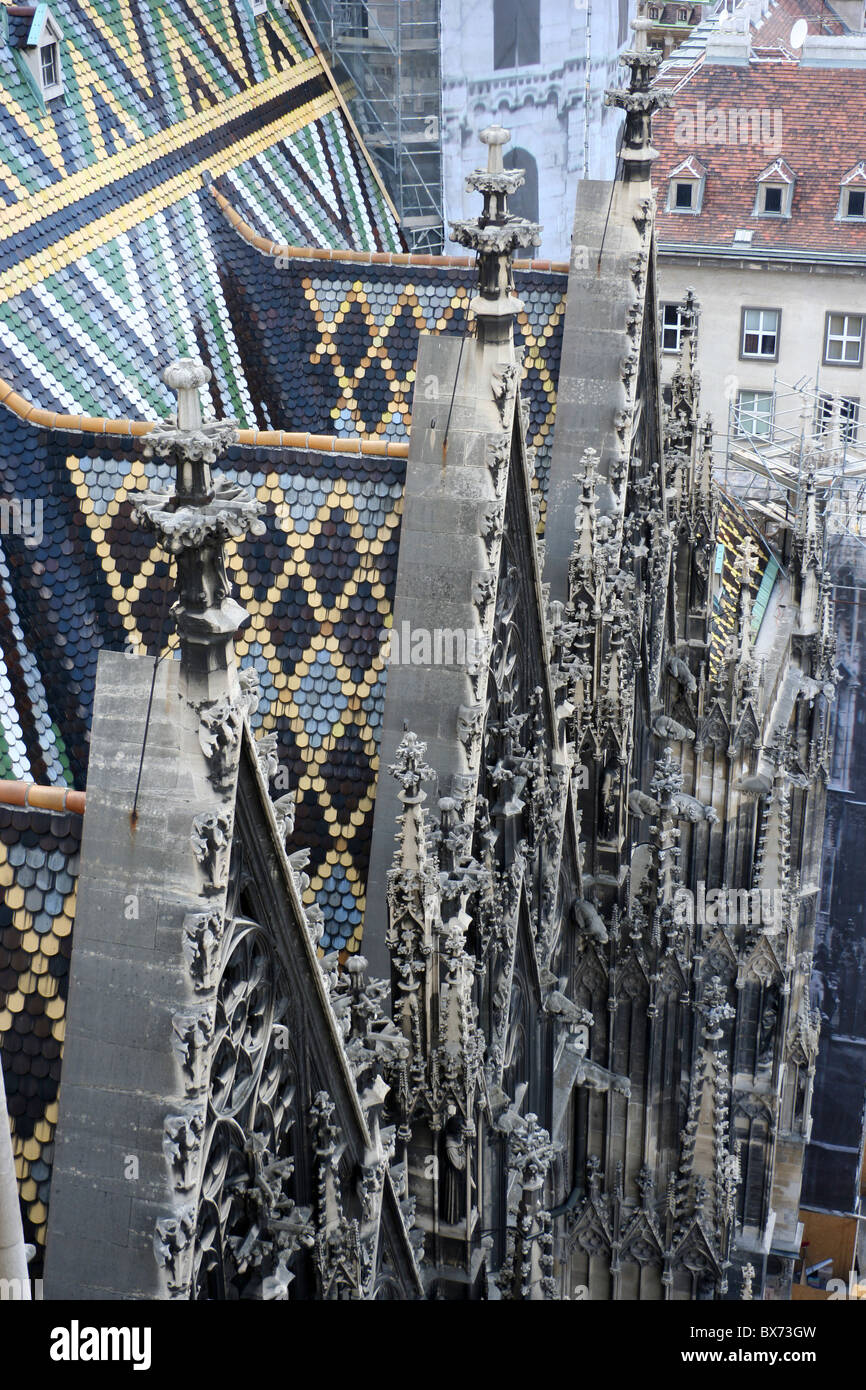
[0,1054,30,1295]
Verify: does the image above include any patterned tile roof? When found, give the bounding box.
[0,412,407,953]
[0,801,80,1263]
[653,60,866,258]
[0,177,564,479]
[0,0,400,257]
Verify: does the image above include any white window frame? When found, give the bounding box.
[740,307,780,361]
[756,183,786,217]
[817,394,859,443]
[840,185,866,220]
[824,313,864,368]
[670,179,698,213]
[20,13,65,100]
[737,390,774,440]
[661,303,684,354]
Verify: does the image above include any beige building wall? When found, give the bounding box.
[657,256,866,467]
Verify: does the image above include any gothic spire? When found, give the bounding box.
[604,19,672,183]
[132,358,264,696]
[450,125,542,348]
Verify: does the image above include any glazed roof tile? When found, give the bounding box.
[0,799,80,1266]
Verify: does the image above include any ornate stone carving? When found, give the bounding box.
[182,911,223,992]
[171,1007,215,1096]
[153,1204,197,1297]
[163,1110,205,1191]
[255,731,279,783]
[190,809,233,893]
[197,695,244,792]
[457,703,484,759]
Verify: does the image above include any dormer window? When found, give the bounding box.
[8,6,65,100]
[40,40,60,93]
[667,156,707,214]
[754,159,795,218]
[838,164,866,221]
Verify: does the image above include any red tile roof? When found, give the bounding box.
[652,64,866,257]
[753,0,848,48]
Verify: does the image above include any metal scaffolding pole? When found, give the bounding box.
[305,1,445,253]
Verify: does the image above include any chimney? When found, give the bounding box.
[800,34,866,65]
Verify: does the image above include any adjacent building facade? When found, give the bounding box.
[441,0,636,261]
[652,0,866,471]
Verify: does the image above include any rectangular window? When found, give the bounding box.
[40,42,59,92]
[737,390,774,440]
[674,181,693,209]
[761,185,783,214]
[844,188,865,219]
[817,394,859,443]
[824,313,864,367]
[494,0,540,70]
[661,304,683,354]
[741,308,780,361]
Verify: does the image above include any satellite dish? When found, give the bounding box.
[790,18,808,48]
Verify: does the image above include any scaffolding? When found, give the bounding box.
[305,1,445,253]
[723,373,866,546]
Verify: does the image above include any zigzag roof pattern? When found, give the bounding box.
[0,0,402,279]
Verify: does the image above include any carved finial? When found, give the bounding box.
[450,125,542,348]
[132,358,264,690]
[479,122,510,173]
[604,22,672,182]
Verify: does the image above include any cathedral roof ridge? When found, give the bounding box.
[0,778,84,814]
[0,373,410,456]
[208,182,570,276]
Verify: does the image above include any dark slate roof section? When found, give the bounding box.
[6,7,36,50]
[802,1036,866,1213]
[0,802,81,1265]
[0,412,408,953]
[206,189,566,492]
[653,62,866,257]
